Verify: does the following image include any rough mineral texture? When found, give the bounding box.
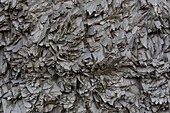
[0,0,169,113]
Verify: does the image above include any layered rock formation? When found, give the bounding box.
[0,0,169,113]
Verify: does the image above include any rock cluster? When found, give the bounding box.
[0,0,169,113]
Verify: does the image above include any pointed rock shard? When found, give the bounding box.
[37,20,49,45]
[23,100,32,108]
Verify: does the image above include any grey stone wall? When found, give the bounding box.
[0,0,169,113]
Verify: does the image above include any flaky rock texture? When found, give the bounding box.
[0,0,169,113]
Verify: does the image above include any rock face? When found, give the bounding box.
[0,0,169,113]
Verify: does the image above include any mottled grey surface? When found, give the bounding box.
[0,0,169,113]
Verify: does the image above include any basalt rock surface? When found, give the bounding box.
[0,0,169,113]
